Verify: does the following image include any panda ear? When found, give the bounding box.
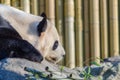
[40,12,47,18]
[37,17,47,36]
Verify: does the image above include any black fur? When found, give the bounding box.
[0,36,43,62]
[37,18,47,36]
[52,40,59,50]
[40,12,47,18]
[0,28,22,39]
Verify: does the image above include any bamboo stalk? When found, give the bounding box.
[45,0,55,24]
[83,0,90,66]
[11,0,20,9]
[75,0,83,67]
[20,0,30,13]
[0,0,4,4]
[11,0,15,6]
[4,0,11,5]
[39,0,45,14]
[64,0,75,68]
[55,0,64,43]
[99,0,108,59]
[30,0,38,15]
[109,0,119,56]
[89,0,100,63]
[55,0,64,65]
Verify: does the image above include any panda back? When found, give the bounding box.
[0,28,22,39]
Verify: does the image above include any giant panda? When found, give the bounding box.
[0,4,65,63]
[0,16,43,63]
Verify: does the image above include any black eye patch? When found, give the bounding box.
[52,40,58,50]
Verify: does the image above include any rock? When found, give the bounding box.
[1,57,120,80]
[104,56,120,62]
[0,58,83,80]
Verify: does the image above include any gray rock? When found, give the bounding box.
[1,57,120,80]
[0,58,83,80]
[104,56,120,62]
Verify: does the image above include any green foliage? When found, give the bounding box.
[96,57,104,62]
[82,67,93,80]
[91,61,101,66]
[91,57,104,66]
[59,65,65,73]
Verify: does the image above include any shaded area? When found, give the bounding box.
[0,70,25,80]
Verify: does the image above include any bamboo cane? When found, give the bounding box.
[83,0,90,66]
[75,0,83,67]
[55,0,64,65]
[11,0,20,9]
[99,0,108,59]
[109,0,119,56]
[0,0,4,3]
[4,0,11,5]
[89,0,100,63]
[39,0,45,14]
[20,0,30,13]
[64,0,75,68]
[45,0,55,24]
[31,0,38,15]
[55,0,64,44]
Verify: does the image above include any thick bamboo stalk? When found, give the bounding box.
[75,0,83,67]
[20,0,30,13]
[45,0,55,24]
[89,0,100,63]
[99,0,108,59]
[11,0,20,9]
[0,0,4,3]
[55,0,64,43]
[83,0,90,66]
[109,0,119,56]
[64,0,75,68]
[31,0,38,15]
[39,0,45,14]
[4,0,11,5]
[55,0,64,65]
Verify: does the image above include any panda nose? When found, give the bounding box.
[62,54,65,57]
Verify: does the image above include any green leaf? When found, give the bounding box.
[60,66,64,72]
[91,61,101,66]
[88,67,91,74]
[34,74,39,79]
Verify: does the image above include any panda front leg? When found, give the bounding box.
[0,37,43,63]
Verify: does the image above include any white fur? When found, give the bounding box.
[0,4,65,63]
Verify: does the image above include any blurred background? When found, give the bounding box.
[0,0,120,68]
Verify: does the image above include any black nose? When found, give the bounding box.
[62,54,65,57]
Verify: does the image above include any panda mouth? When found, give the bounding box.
[51,57,57,61]
[45,56,58,63]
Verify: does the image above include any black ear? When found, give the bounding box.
[40,12,47,18]
[37,18,47,36]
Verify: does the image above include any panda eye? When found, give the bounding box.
[52,40,58,50]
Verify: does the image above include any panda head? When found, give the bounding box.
[36,13,65,63]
